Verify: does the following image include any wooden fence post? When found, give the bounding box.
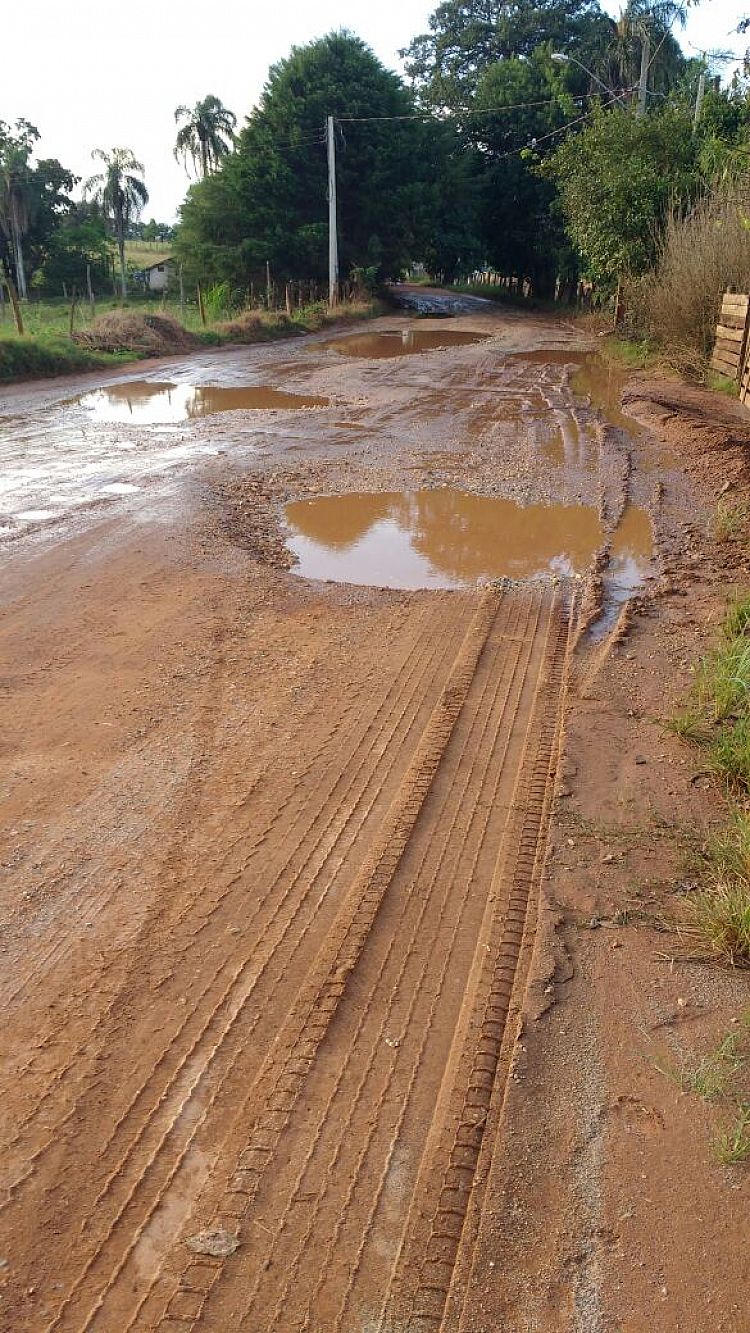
[197,282,207,327]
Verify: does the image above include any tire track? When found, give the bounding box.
[147,587,503,1331]
[0,595,455,1194]
[236,593,542,1333]
[29,595,478,1332]
[385,591,572,1332]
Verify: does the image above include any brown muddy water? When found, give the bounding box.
[321,330,489,359]
[76,381,329,424]
[284,489,652,591]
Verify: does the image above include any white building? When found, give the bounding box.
[138,258,175,293]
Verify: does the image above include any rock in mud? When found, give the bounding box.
[186,1228,239,1258]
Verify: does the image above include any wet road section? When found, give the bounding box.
[0,296,671,1332]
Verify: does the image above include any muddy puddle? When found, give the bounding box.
[322,330,489,359]
[284,489,652,591]
[508,350,676,468]
[76,381,329,423]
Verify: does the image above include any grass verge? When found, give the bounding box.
[0,298,380,384]
[665,594,750,968]
[0,334,134,382]
[655,1014,750,1164]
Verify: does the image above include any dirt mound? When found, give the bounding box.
[74,311,198,355]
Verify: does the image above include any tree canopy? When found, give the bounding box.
[176,32,452,285]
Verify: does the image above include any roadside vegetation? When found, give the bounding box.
[656,1013,750,1163]
[0,295,378,380]
[666,592,750,969]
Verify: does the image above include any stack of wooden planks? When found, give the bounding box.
[711,292,750,382]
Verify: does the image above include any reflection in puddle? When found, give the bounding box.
[509,348,588,367]
[323,330,489,359]
[284,489,652,591]
[16,509,60,523]
[570,359,641,437]
[77,381,329,423]
[608,505,653,598]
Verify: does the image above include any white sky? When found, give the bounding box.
[4,0,748,222]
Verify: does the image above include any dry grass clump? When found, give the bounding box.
[215,299,376,344]
[75,311,198,354]
[627,183,750,376]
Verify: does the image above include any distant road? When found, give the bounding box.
[389,282,495,315]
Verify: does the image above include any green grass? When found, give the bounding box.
[0,332,133,382]
[694,636,750,724]
[0,295,381,383]
[724,593,750,640]
[715,498,750,543]
[666,597,750,966]
[663,707,708,742]
[123,240,172,270]
[655,1016,750,1164]
[681,879,750,967]
[713,1105,750,1163]
[706,370,740,398]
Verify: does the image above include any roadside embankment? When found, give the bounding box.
[0,299,380,384]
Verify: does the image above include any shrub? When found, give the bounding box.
[627,182,750,374]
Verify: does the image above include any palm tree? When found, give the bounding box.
[174,96,237,179]
[84,148,148,298]
[598,1,687,100]
[0,119,39,301]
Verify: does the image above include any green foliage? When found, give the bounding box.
[84,148,148,296]
[176,33,439,285]
[203,280,232,319]
[174,96,237,179]
[36,213,110,294]
[546,104,699,283]
[401,1,615,108]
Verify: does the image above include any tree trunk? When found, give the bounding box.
[117,226,127,300]
[1,259,24,334]
[11,223,27,301]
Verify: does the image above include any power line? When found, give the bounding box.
[491,90,633,162]
[336,96,588,124]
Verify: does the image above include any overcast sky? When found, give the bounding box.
[4,0,748,222]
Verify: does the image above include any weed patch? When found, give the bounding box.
[715,499,750,544]
[655,1015,750,1165]
[666,596,750,965]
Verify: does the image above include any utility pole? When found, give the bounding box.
[694,66,706,131]
[636,27,650,119]
[326,115,339,308]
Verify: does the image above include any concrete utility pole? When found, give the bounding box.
[636,28,650,119]
[326,115,339,308]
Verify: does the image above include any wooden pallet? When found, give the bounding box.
[711,292,750,381]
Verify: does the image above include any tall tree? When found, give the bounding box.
[176,33,434,286]
[401,1,612,107]
[598,1,687,101]
[545,103,698,283]
[0,119,40,300]
[174,96,237,178]
[84,148,148,297]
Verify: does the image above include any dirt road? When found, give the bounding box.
[2,298,745,1331]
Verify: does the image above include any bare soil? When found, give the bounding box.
[0,301,748,1332]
